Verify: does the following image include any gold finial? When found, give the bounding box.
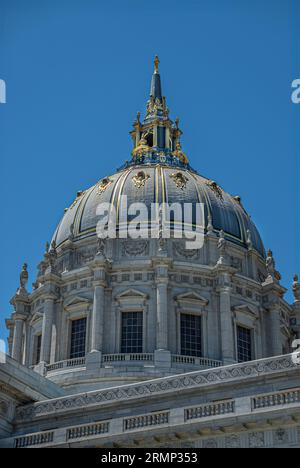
[154,55,159,73]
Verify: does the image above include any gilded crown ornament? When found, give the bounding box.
[170,172,189,190]
[132,171,150,188]
[70,190,85,209]
[97,177,113,195]
[206,180,223,199]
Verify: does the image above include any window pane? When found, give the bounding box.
[180,314,202,357]
[237,326,252,362]
[70,318,87,359]
[121,312,143,353]
[35,335,42,365]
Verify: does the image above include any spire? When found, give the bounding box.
[127,56,192,171]
[150,55,162,100]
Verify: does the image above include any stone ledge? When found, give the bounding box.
[2,392,300,448]
[15,354,300,422]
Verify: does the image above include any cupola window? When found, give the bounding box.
[35,334,42,365]
[121,312,143,354]
[180,314,202,357]
[237,326,252,362]
[70,318,87,359]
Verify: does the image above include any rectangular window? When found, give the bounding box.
[121,312,143,354]
[35,335,42,365]
[70,318,87,359]
[237,326,252,362]
[180,314,202,357]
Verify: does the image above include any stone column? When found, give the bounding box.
[154,263,171,369]
[268,306,282,356]
[40,296,55,364]
[156,279,168,350]
[90,281,105,352]
[12,316,24,363]
[86,260,106,371]
[217,270,236,365]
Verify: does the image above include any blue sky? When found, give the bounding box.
[0,0,299,341]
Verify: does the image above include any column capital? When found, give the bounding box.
[43,293,57,302]
[155,277,168,286]
[12,312,27,322]
[92,279,106,288]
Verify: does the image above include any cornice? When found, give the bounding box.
[16,354,300,423]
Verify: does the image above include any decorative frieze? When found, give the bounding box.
[122,240,149,257]
[173,242,200,260]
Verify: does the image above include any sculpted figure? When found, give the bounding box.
[20,263,28,289]
[292,274,300,302]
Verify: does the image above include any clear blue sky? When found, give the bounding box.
[0,0,299,341]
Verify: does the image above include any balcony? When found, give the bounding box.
[44,353,222,376]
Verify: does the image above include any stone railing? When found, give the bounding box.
[67,421,110,440]
[252,388,300,410]
[172,355,223,368]
[44,354,222,375]
[102,353,154,363]
[46,357,86,372]
[15,431,54,448]
[185,400,235,421]
[124,411,169,431]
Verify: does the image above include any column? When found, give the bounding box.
[219,283,236,364]
[40,296,55,364]
[268,306,282,356]
[165,126,170,149]
[156,280,168,350]
[90,281,105,352]
[12,317,24,363]
[153,125,158,147]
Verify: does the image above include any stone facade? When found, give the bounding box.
[0,354,299,448]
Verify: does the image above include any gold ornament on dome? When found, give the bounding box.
[172,141,189,164]
[206,180,223,199]
[97,177,113,195]
[69,190,86,210]
[132,134,150,158]
[170,172,189,190]
[132,171,150,189]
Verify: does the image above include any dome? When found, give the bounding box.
[53,165,265,257]
[52,55,265,258]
